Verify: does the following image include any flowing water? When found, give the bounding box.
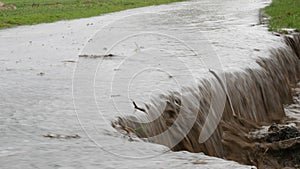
[113,34,300,168]
[1,0,299,168]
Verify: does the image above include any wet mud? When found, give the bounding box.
[112,35,300,169]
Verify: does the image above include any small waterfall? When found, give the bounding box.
[112,35,300,168]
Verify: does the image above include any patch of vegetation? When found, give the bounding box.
[0,0,184,29]
[263,0,300,33]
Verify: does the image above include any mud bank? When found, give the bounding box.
[112,35,300,169]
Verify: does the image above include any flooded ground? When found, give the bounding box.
[0,0,298,168]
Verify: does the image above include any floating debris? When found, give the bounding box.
[78,54,115,59]
[62,60,76,63]
[132,100,146,113]
[113,68,121,71]
[110,94,121,97]
[43,133,80,139]
[37,72,45,76]
[5,68,13,71]
[192,160,208,165]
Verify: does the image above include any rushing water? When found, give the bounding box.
[0,0,296,168]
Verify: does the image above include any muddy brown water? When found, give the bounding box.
[1,0,299,169]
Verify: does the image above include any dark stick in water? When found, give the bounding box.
[132,100,146,113]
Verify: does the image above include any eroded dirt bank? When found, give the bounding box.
[1,0,296,168]
[113,35,300,169]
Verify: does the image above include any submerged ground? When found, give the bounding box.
[0,0,299,169]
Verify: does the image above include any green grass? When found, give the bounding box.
[263,0,300,33]
[0,0,184,29]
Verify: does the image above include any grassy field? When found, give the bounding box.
[263,0,300,33]
[0,0,184,29]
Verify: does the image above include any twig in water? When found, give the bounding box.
[132,100,146,113]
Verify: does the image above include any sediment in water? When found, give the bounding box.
[112,35,300,169]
